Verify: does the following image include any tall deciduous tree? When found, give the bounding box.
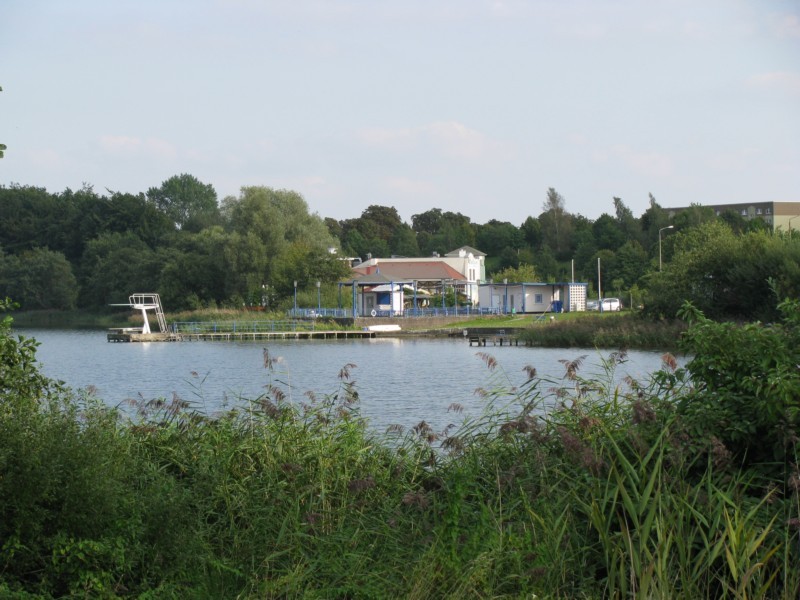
[613,197,640,244]
[146,174,220,232]
[542,187,566,253]
[0,248,78,310]
[223,186,342,304]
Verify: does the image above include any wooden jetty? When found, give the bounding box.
[178,330,376,342]
[465,328,520,347]
[107,328,376,342]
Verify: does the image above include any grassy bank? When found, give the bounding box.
[12,307,685,350]
[2,298,799,598]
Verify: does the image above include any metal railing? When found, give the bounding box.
[172,320,322,334]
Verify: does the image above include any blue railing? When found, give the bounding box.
[172,320,320,334]
[287,308,349,319]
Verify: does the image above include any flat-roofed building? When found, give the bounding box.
[665,201,800,232]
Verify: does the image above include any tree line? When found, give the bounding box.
[1,175,797,321]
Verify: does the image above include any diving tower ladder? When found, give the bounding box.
[117,293,167,334]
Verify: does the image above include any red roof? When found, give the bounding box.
[352,260,468,282]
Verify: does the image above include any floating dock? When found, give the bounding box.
[107,328,179,342]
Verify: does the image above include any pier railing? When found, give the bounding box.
[286,307,502,318]
[172,320,323,334]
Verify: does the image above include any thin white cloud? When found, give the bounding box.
[747,71,800,96]
[773,13,800,38]
[384,176,439,197]
[26,148,65,169]
[98,135,177,159]
[358,121,510,162]
[609,145,674,178]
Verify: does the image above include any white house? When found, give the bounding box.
[478,282,588,313]
[353,245,485,306]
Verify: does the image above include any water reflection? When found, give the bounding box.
[21,329,684,435]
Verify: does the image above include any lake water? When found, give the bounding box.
[18,329,682,434]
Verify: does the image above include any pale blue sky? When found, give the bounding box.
[2,0,798,225]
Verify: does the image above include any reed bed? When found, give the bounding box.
[1,299,798,598]
[517,313,688,350]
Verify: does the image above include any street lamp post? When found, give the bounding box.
[659,225,674,271]
[597,258,602,312]
[316,280,321,313]
[503,278,508,314]
[293,280,298,315]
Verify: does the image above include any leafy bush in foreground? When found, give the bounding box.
[0,297,798,598]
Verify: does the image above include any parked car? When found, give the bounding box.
[586,298,622,311]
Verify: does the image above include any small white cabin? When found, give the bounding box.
[478,282,588,313]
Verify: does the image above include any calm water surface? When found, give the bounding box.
[20,329,681,433]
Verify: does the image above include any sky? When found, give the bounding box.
[1,1,799,226]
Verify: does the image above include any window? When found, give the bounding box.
[756,208,762,215]
[534,293,543,304]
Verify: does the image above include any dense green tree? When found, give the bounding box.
[644,222,800,321]
[338,205,421,258]
[613,197,640,244]
[672,203,715,230]
[79,232,160,307]
[227,186,338,254]
[475,220,523,257]
[340,225,390,260]
[421,212,475,256]
[490,263,537,283]
[677,297,800,467]
[271,242,351,307]
[358,205,404,242]
[156,228,231,309]
[146,174,220,232]
[531,245,560,281]
[101,192,176,247]
[592,214,626,251]
[520,216,542,249]
[0,248,78,310]
[593,249,616,296]
[411,208,443,235]
[219,230,271,305]
[324,217,343,241]
[221,187,341,306]
[389,223,420,257]
[639,193,671,257]
[0,185,64,254]
[612,240,649,289]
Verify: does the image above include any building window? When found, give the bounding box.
[756,208,762,215]
[534,293,543,304]
[741,209,747,216]
[766,208,771,215]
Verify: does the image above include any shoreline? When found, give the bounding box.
[10,308,686,351]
